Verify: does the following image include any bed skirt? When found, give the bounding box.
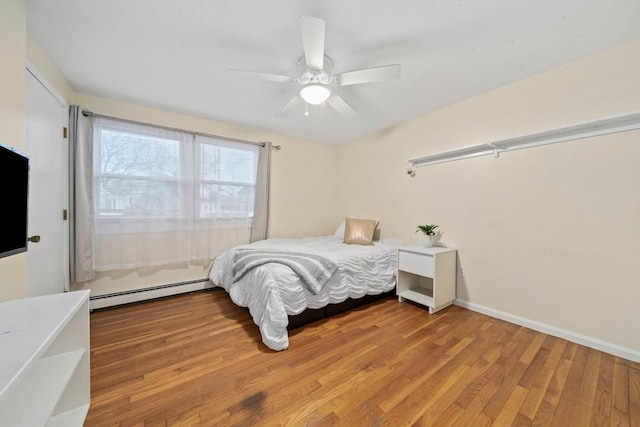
[286,289,395,331]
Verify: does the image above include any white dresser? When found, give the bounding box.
[397,246,457,314]
[0,290,91,427]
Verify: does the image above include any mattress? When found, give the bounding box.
[209,235,402,350]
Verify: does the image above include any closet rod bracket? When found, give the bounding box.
[487,142,500,158]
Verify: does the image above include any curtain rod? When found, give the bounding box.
[81,110,281,150]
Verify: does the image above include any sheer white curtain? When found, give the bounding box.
[188,134,260,262]
[69,112,269,278]
[92,117,194,270]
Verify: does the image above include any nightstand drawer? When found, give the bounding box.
[398,250,434,278]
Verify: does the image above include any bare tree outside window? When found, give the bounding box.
[94,126,258,229]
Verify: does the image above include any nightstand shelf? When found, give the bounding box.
[397,288,433,307]
[397,246,457,314]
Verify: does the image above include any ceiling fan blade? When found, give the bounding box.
[300,16,325,71]
[276,96,302,117]
[336,64,401,86]
[326,94,356,118]
[228,69,295,83]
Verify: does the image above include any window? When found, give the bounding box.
[95,127,183,221]
[93,119,258,234]
[196,135,258,224]
[89,117,262,269]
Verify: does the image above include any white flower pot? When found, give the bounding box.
[422,235,435,248]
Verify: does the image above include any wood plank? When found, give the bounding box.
[589,352,614,426]
[84,290,640,426]
[629,365,640,427]
[518,336,567,420]
[450,378,500,426]
[550,343,590,425]
[531,357,573,426]
[490,385,529,426]
[612,360,631,426]
[574,349,601,426]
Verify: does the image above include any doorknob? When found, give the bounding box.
[28,235,41,243]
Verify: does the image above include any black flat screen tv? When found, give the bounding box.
[0,143,29,259]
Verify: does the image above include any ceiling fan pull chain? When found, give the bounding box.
[305,102,309,117]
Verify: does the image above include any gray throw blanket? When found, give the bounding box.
[232,249,338,295]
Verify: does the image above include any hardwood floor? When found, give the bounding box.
[86,289,639,426]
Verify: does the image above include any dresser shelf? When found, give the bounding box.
[0,290,91,427]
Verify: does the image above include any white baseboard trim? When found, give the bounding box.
[454,299,640,363]
[89,279,214,310]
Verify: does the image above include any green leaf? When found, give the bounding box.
[416,223,439,235]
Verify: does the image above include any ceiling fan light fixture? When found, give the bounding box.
[300,84,331,105]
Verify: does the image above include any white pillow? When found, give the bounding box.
[333,220,346,239]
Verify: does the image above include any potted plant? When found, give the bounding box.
[416,224,439,248]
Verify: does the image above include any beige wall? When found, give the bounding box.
[336,39,640,353]
[70,93,338,295]
[10,12,639,357]
[11,28,339,298]
[72,92,339,239]
[0,0,28,301]
[26,34,73,103]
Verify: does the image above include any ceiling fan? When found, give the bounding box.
[228,16,401,118]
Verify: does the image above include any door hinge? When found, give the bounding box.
[63,127,68,138]
[63,209,68,221]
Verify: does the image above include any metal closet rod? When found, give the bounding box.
[405,110,640,175]
[81,110,281,151]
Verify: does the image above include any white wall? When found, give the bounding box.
[336,40,640,356]
[0,0,28,301]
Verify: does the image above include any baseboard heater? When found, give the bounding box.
[89,279,214,310]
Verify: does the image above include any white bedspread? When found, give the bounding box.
[209,236,402,351]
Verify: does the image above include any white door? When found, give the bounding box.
[26,69,69,296]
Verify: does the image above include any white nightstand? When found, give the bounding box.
[397,246,457,314]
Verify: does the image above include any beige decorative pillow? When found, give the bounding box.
[343,218,379,245]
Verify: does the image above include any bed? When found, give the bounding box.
[208,222,401,351]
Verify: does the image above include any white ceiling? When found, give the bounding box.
[26,1,640,145]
